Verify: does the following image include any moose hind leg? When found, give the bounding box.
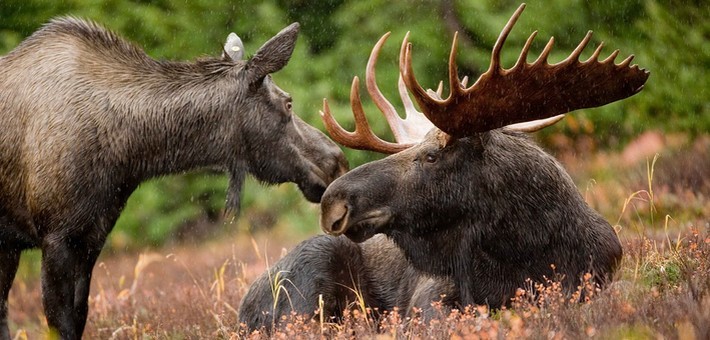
[0,248,21,340]
[239,235,367,331]
[409,276,459,320]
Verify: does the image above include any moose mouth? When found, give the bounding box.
[299,157,349,203]
[322,203,392,243]
[298,181,327,203]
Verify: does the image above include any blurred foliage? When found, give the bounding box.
[1,0,706,249]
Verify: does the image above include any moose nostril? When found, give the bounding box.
[321,202,349,235]
[330,211,346,233]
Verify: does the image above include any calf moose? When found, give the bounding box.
[0,18,347,339]
[239,3,648,331]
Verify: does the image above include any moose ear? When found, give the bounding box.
[245,22,299,84]
[222,32,245,61]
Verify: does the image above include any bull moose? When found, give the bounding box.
[239,3,648,331]
[0,18,347,339]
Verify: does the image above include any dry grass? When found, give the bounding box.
[10,228,708,339]
[7,138,710,339]
[237,229,710,340]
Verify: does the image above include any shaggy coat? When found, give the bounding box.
[0,18,346,339]
[240,129,622,330]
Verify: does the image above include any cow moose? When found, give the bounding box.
[0,18,348,339]
[238,3,648,331]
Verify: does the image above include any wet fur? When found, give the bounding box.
[240,128,623,330]
[238,235,457,330]
[0,18,346,339]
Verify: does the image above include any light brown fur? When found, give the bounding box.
[0,18,346,339]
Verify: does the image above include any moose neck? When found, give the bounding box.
[384,131,619,307]
[96,60,244,183]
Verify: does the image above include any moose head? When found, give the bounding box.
[217,23,349,208]
[319,3,648,307]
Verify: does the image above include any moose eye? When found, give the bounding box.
[285,101,293,111]
[425,153,437,163]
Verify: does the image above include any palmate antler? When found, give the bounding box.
[321,3,649,153]
[320,32,435,154]
[401,3,650,138]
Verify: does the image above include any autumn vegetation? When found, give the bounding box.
[2,0,708,338]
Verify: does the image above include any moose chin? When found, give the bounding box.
[239,3,649,332]
[0,18,348,339]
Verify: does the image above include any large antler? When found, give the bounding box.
[400,3,650,138]
[320,33,435,154]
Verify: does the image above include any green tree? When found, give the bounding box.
[1,0,706,249]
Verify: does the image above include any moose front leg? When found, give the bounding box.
[41,236,102,340]
[0,248,21,340]
[41,240,78,339]
[72,245,102,336]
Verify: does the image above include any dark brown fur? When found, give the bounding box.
[322,129,622,307]
[240,128,623,331]
[238,235,456,331]
[0,18,347,339]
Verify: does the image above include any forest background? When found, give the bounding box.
[1,0,707,249]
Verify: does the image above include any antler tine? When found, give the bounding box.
[426,81,445,100]
[534,37,555,65]
[400,32,443,107]
[490,3,527,72]
[506,114,566,132]
[320,99,356,147]
[319,77,410,154]
[601,49,620,64]
[400,30,462,100]
[562,30,593,65]
[514,30,538,69]
[366,32,437,146]
[366,32,410,143]
[399,31,458,131]
[617,54,635,68]
[448,32,462,95]
[399,75,421,115]
[586,42,605,62]
[397,74,436,142]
